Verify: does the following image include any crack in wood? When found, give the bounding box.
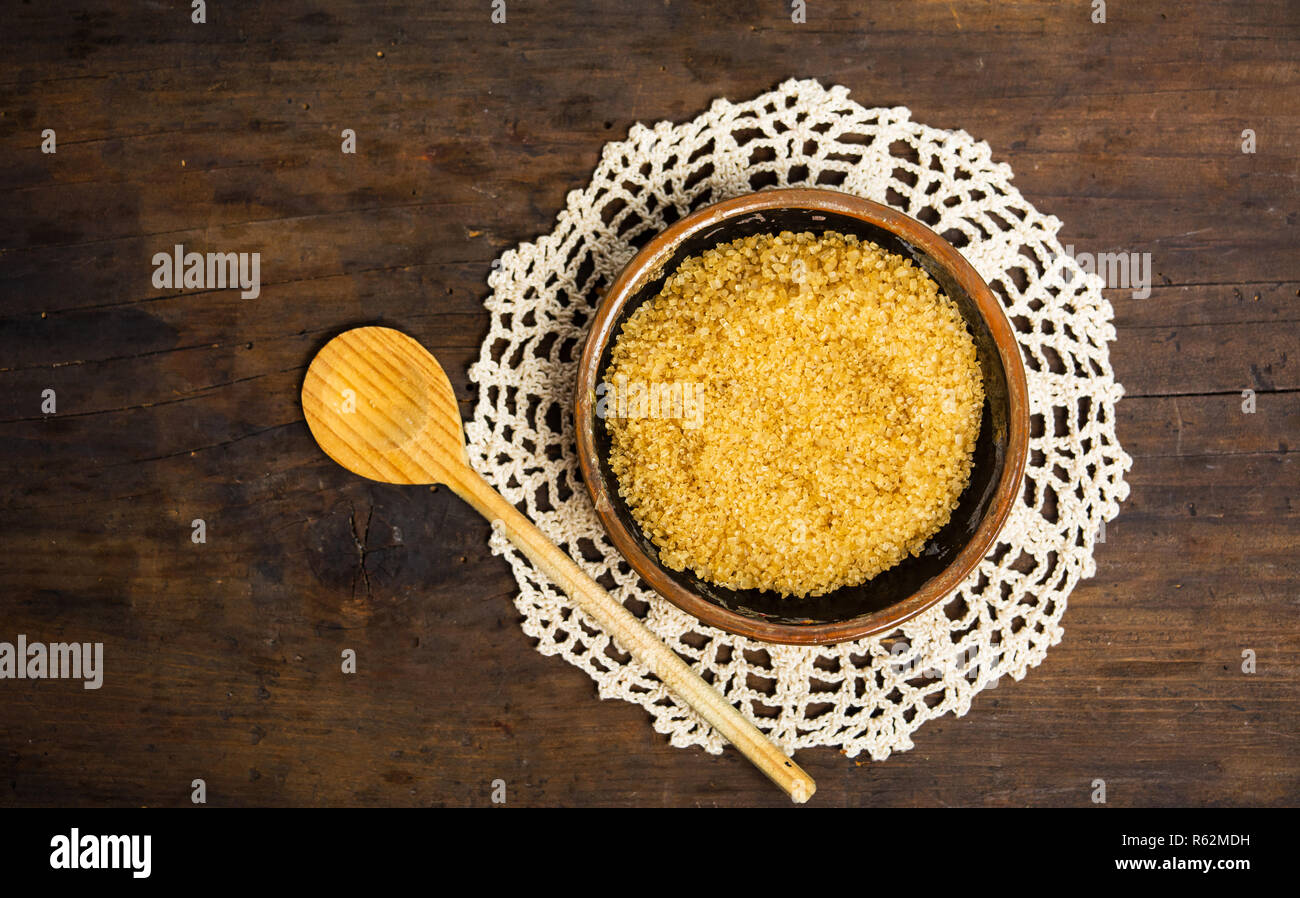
[348,504,374,601]
[1124,387,1300,399]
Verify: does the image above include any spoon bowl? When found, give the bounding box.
[303,327,465,484]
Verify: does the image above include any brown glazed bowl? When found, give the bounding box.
[575,188,1029,646]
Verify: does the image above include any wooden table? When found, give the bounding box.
[1,1,1295,807]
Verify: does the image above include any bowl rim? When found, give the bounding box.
[575,187,1030,645]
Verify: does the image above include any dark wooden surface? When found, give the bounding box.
[1,1,1296,807]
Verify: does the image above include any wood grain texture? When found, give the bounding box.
[0,0,1296,807]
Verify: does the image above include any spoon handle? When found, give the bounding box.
[445,464,816,803]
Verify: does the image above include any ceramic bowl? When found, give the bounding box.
[575,188,1029,645]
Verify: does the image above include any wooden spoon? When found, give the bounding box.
[301,326,816,803]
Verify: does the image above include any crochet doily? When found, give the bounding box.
[465,79,1131,761]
